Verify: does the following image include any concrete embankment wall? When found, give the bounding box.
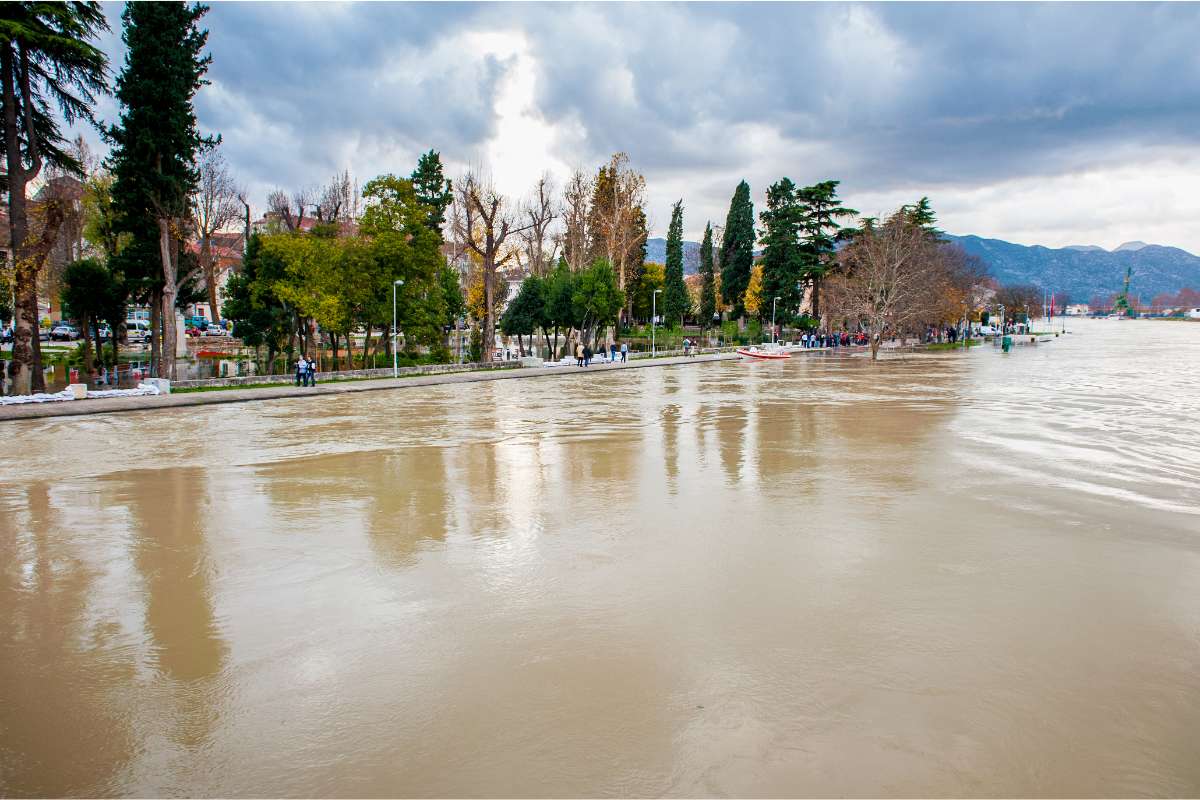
[173,360,518,389]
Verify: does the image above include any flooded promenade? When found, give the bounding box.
[2,319,1199,796]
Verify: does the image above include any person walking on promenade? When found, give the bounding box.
[620,341,628,363]
[610,341,618,363]
[583,343,593,367]
[306,355,317,386]
[296,354,306,386]
[575,342,584,367]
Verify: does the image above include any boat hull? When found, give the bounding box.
[736,348,790,360]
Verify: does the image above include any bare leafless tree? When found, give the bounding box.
[191,148,242,322]
[315,169,359,224]
[562,168,591,271]
[590,152,646,295]
[827,209,940,360]
[517,174,559,276]
[266,187,312,232]
[455,171,531,363]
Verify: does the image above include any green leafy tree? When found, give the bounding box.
[222,233,290,371]
[411,149,452,239]
[631,261,665,321]
[759,178,807,326]
[796,180,857,319]
[719,180,754,319]
[898,196,942,241]
[440,264,465,328]
[699,222,717,326]
[108,1,214,380]
[1,1,109,394]
[573,258,624,346]
[662,199,689,327]
[361,173,448,357]
[543,257,578,359]
[500,275,545,356]
[59,258,113,373]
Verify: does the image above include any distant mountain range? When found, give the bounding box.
[945,236,1200,301]
[644,238,702,273]
[646,235,1200,301]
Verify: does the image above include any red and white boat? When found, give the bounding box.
[736,345,790,360]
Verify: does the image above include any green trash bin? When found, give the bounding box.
[1002,334,1013,352]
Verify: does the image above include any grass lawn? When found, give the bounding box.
[926,339,984,351]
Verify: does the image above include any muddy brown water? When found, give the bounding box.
[2,319,1199,797]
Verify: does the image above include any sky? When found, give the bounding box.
[77,1,1200,251]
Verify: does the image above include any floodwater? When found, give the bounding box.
[2,319,1198,797]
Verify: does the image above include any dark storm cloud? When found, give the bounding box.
[500,2,1200,189]
[87,2,1200,232]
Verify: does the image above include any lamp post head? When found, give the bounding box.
[394,279,405,286]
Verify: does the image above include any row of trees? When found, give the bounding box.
[499,258,624,358]
[222,160,465,371]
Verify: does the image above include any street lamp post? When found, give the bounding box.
[392,279,404,377]
[651,289,662,356]
[771,297,780,343]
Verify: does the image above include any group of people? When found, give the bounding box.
[574,341,630,367]
[800,331,866,348]
[294,354,318,387]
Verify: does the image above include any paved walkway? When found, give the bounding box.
[0,353,737,422]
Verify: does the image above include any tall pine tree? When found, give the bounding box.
[411,149,452,240]
[1,2,108,394]
[797,180,856,320]
[719,180,754,319]
[662,199,689,327]
[698,222,717,327]
[758,178,806,325]
[108,1,213,381]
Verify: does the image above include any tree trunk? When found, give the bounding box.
[362,324,373,369]
[810,276,821,321]
[3,45,37,394]
[150,289,161,375]
[91,320,104,377]
[483,253,496,363]
[158,218,178,381]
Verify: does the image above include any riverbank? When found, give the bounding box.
[0,351,739,421]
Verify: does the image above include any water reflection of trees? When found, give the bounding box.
[0,482,137,796]
[122,467,228,750]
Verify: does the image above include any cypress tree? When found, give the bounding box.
[108,1,213,381]
[719,180,754,319]
[699,222,717,326]
[662,199,689,327]
[759,178,806,325]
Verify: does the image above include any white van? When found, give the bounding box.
[125,319,152,342]
[1187,308,1200,320]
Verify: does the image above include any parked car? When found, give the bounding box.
[50,322,81,341]
[1,327,12,344]
[204,324,228,336]
[97,324,112,341]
